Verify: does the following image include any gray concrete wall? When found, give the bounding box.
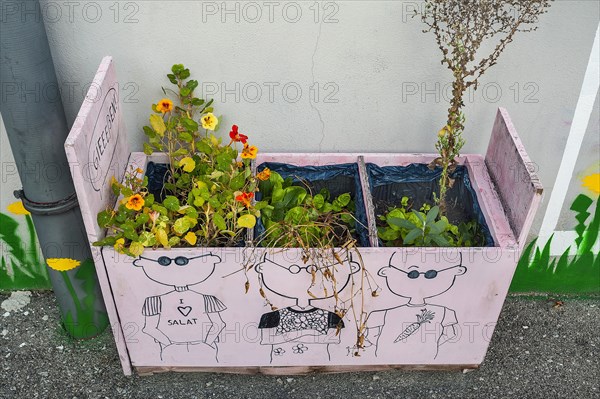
[1,0,599,244]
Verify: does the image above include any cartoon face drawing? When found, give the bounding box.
[134,252,226,362]
[366,252,466,359]
[255,254,360,304]
[377,253,466,302]
[254,252,361,363]
[133,253,222,287]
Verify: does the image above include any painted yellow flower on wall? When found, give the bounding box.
[46,258,81,272]
[582,173,600,195]
[201,113,218,130]
[7,201,30,216]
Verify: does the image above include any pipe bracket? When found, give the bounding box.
[14,190,79,216]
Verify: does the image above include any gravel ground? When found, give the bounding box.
[0,291,598,399]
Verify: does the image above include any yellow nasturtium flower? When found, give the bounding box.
[241,143,258,160]
[46,258,81,272]
[7,201,30,216]
[201,113,219,131]
[156,98,173,113]
[114,238,126,253]
[179,157,196,173]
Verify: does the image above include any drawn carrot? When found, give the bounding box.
[394,309,435,343]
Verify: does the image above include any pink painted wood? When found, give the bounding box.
[485,108,544,251]
[64,56,132,375]
[65,58,543,375]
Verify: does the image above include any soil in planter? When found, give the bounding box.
[367,163,494,247]
[256,162,370,247]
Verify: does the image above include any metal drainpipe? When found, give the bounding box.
[0,0,109,338]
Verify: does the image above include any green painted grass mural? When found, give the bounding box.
[0,201,50,290]
[511,173,600,294]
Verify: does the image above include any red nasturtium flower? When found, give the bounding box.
[235,192,254,208]
[229,125,248,144]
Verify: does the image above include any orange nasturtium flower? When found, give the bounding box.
[201,113,219,130]
[125,194,145,211]
[241,143,258,159]
[235,192,254,208]
[156,98,173,113]
[256,167,271,181]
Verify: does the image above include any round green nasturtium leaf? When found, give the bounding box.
[179,157,196,173]
[149,114,166,136]
[173,217,192,235]
[237,214,256,229]
[212,213,227,231]
[163,196,180,212]
[129,242,144,257]
[139,231,156,247]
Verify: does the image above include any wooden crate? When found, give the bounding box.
[65,57,542,376]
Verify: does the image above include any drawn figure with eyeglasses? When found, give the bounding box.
[133,252,226,362]
[255,253,361,363]
[366,252,466,359]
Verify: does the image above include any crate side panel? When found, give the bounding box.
[485,108,543,248]
[102,246,517,369]
[64,56,130,243]
[465,155,517,249]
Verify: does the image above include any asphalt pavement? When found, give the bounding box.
[0,291,598,399]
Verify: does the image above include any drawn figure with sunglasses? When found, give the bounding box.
[133,252,226,362]
[255,253,361,364]
[366,252,466,359]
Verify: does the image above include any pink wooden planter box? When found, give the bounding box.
[65,57,543,376]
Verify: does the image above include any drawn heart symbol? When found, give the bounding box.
[177,306,192,317]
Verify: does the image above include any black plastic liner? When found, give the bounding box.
[145,162,170,203]
[256,162,370,247]
[367,163,494,247]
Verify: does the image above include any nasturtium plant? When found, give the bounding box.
[94,64,260,255]
[378,197,485,247]
[254,169,357,248]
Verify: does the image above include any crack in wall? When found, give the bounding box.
[310,21,326,151]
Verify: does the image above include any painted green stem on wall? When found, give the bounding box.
[511,193,600,294]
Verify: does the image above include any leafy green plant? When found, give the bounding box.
[377,197,485,247]
[242,169,377,355]
[94,64,259,254]
[419,0,552,213]
[254,169,357,248]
